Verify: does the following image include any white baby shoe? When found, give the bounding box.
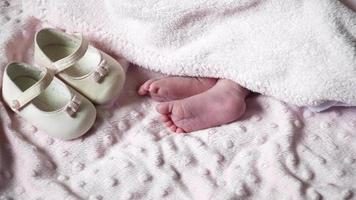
[2,62,97,140]
[34,28,126,104]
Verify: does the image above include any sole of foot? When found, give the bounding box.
[155,79,249,133]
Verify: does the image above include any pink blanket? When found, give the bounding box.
[0,1,356,200]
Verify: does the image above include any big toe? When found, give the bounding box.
[148,81,160,94]
[138,79,156,95]
[156,102,173,114]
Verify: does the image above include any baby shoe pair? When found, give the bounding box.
[2,28,126,140]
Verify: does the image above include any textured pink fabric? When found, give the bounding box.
[0,1,356,200]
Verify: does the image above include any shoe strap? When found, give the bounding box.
[52,34,89,73]
[11,68,54,111]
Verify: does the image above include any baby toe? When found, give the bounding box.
[160,115,170,122]
[138,79,156,95]
[148,82,160,94]
[138,86,147,95]
[169,125,177,132]
[176,128,185,133]
[165,121,173,127]
[156,103,173,114]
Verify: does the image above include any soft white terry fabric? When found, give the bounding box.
[0,1,356,200]
[22,0,356,107]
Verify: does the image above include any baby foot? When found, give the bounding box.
[138,76,217,102]
[155,79,249,133]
